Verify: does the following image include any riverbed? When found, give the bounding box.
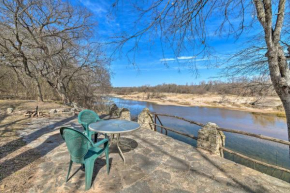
[109,97,290,182]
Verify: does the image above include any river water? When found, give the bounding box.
[109,97,290,182]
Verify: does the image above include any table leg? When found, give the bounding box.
[116,133,126,163]
[94,133,98,143]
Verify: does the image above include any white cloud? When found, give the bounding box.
[80,0,108,17]
[177,56,196,60]
[160,56,198,62]
[160,58,175,62]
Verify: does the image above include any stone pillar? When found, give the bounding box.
[119,108,131,121]
[137,108,154,130]
[197,122,225,157]
[109,103,119,117]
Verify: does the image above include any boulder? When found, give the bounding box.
[72,102,79,109]
[49,109,57,114]
[7,108,14,114]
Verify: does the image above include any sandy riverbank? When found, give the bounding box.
[111,92,285,117]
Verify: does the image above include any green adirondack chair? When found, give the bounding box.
[60,127,110,190]
[78,109,101,142]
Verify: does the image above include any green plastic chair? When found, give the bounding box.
[60,127,110,190]
[78,109,101,142]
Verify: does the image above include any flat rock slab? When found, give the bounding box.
[16,117,290,193]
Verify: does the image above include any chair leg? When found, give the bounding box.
[105,143,110,174]
[94,133,98,143]
[66,160,73,182]
[85,161,94,190]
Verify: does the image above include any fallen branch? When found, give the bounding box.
[24,106,48,118]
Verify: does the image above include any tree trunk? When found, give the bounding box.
[267,47,290,141]
[34,78,44,102]
[56,82,70,104]
[281,98,290,141]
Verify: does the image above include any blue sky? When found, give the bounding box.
[73,0,262,87]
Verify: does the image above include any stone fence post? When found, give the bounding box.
[137,108,154,130]
[109,104,119,117]
[197,122,225,157]
[119,108,131,121]
[108,103,131,121]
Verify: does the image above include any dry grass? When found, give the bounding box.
[0,100,70,113]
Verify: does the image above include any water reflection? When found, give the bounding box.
[110,97,290,182]
[110,97,287,138]
[252,113,279,127]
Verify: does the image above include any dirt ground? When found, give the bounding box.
[0,100,68,113]
[0,114,40,192]
[111,92,285,117]
[0,100,70,192]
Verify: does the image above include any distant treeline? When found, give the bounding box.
[113,77,276,97]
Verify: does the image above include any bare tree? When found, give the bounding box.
[110,1,290,140]
[0,0,95,102]
[68,65,111,108]
[0,0,111,105]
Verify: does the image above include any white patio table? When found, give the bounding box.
[89,119,140,163]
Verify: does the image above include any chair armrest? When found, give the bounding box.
[92,138,109,148]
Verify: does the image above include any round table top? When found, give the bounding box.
[89,120,140,134]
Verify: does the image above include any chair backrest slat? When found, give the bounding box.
[78,110,100,130]
[60,127,92,163]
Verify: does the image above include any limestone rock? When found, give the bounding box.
[119,108,131,121]
[72,102,79,108]
[70,108,81,113]
[7,108,14,114]
[197,122,225,156]
[138,108,154,130]
[49,109,57,114]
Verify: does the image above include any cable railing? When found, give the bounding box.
[149,112,290,174]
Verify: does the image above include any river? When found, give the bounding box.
[109,97,290,182]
